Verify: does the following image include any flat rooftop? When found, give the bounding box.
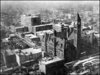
[36,30,53,37]
[25,34,38,39]
[33,23,53,27]
[22,48,41,54]
[40,57,63,65]
[15,48,42,55]
[37,30,53,34]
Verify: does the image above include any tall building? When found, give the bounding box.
[40,30,54,57]
[41,22,77,61]
[31,15,41,26]
[54,24,77,61]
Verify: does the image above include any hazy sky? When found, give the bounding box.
[1,1,99,10]
[1,1,99,5]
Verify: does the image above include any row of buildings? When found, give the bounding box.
[0,11,99,75]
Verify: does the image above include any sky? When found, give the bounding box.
[1,1,99,10]
[1,1,99,5]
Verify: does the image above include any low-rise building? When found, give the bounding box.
[15,48,42,64]
[39,57,64,75]
[10,26,29,33]
[24,33,41,47]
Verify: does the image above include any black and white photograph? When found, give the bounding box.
[0,0,100,75]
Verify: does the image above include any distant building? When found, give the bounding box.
[32,23,53,35]
[93,6,99,14]
[10,14,42,34]
[10,25,29,33]
[20,14,41,26]
[20,15,32,26]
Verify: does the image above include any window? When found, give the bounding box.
[31,17,41,26]
[36,25,52,31]
[16,27,28,33]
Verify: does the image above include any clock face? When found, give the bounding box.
[77,22,81,25]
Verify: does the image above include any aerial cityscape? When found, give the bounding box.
[0,1,100,75]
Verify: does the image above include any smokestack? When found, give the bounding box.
[77,13,81,58]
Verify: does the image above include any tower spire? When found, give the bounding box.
[77,13,81,22]
[77,13,81,58]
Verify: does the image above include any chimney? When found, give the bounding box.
[77,13,81,58]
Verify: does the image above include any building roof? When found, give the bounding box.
[21,48,42,55]
[14,48,42,55]
[36,30,53,36]
[6,49,15,55]
[21,14,38,18]
[2,38,9,42]
[43,30,53,34]
[40,57,63,65]
[36,32,45,36]
[25,34,38,39]
[33,23,53,27]
[53,23,62,32]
